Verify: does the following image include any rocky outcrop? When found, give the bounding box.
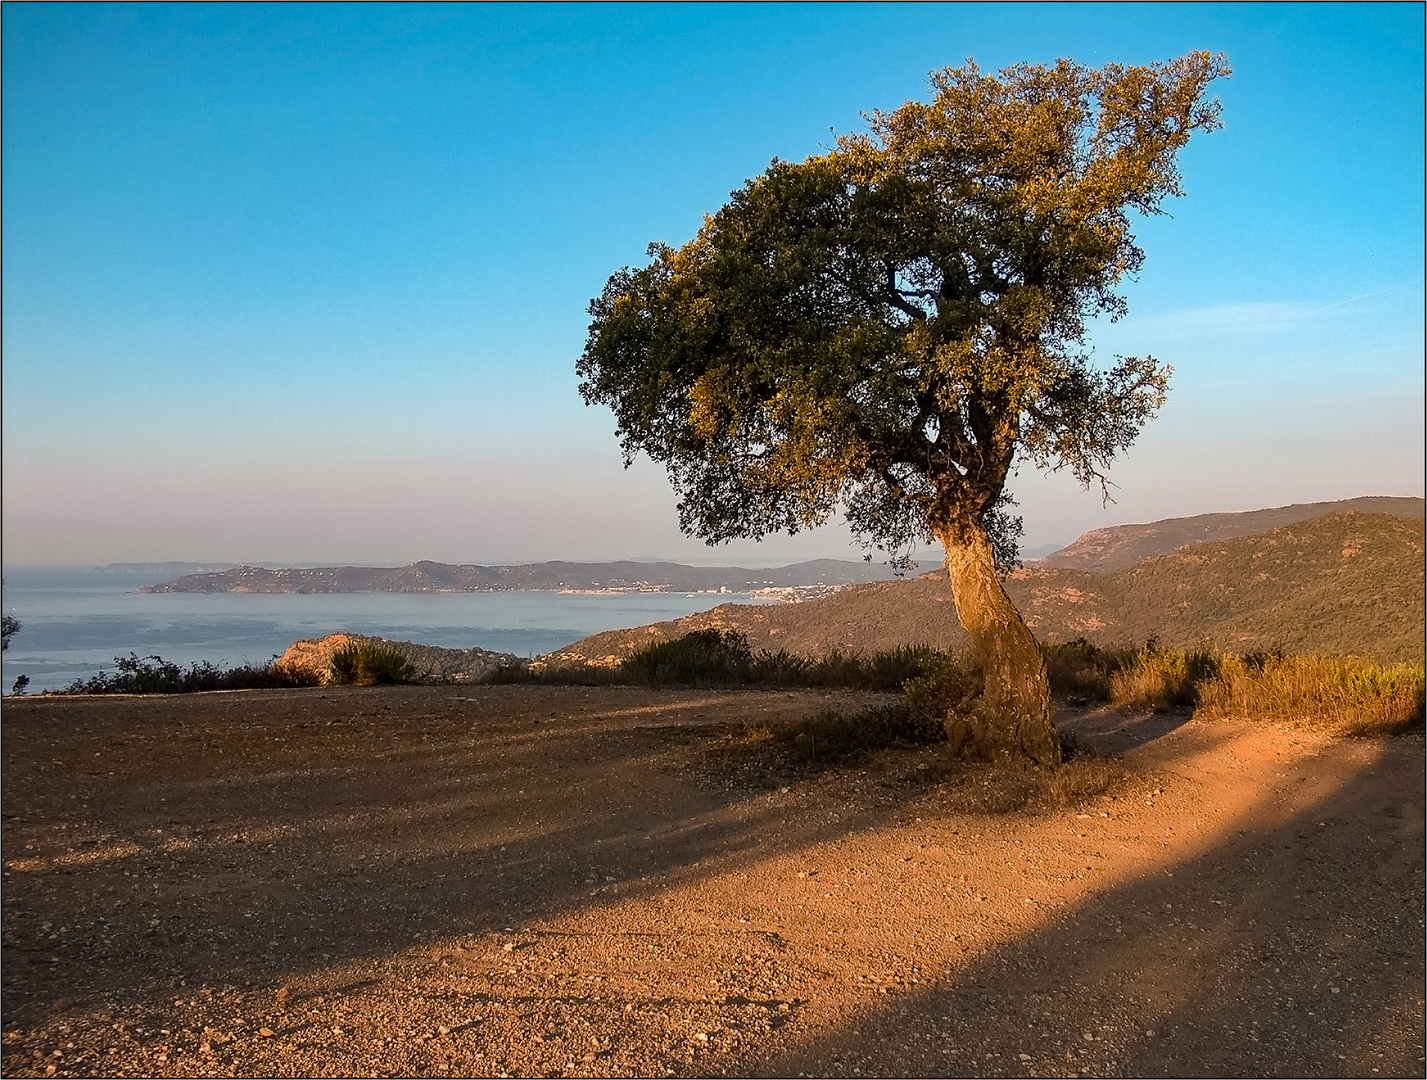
[274,633,521,685]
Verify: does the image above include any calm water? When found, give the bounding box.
[1,567,772,693]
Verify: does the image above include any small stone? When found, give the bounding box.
[1019,1053,1032,1061]
[438,1025,451,1036]
[1330,986,1340,994]
[259,1027,275,1038]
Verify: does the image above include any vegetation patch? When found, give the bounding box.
[754,703,948,763]
[619,630,945,691]
[58,654,320,694]
[1196,654,1425,737]
[327,641,420,686]
[1108,647,1224,710]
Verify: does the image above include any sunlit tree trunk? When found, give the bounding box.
[937,516,1061,764]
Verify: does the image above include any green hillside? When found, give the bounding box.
[550,512,1424,666]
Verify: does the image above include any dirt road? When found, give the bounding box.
[2,686,1422,1077]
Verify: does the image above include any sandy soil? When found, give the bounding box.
[2,685,1422,1078]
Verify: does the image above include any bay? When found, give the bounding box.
[1,567,772,693]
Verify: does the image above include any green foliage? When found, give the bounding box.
[60,653,320,694]
[579,55,1226,561]
[619,631,945,690]
[328,642,420,686]
[622,629,753,685]
[1039,638,1128,700]
[903,651,983,724]
[486,662,627,686]
[1,612,19,651]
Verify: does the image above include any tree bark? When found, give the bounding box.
[937,516,1061,764]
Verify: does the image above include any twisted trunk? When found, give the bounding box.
[937,515,1060,764]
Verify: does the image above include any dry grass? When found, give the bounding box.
[933,753,1128,815]
[1108,649,1222,710]
[1195,654,1425,737]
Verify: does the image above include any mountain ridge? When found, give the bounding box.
[547,512,1425,666]
[1036,495,1423,573]
[140,558,912,595]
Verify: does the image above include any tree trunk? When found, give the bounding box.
[937,517,1060,764]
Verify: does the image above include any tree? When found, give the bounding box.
[1,613,18,652]
[578,54,1228,762]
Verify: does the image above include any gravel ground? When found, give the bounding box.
[1,685,1422,1078]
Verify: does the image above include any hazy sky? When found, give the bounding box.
[3,3,1422,567]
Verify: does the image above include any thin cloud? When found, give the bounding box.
[1127,295,1388,336]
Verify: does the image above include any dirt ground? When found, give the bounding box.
[2,685,1423,1078]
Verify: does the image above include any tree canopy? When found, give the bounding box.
[578,53,1228,760]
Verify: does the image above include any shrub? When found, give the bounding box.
[1040,638,1132,700]
[487,661,626,685]
[903,651,982,727]
[1195,654,1425,737]
[757,702,948,763]
[1109,647,1223,710]
[748,648,812,684]
[619,632,947,690]
[860,645,946,691]
[60,653,320,694]
[621,629,754,685]
[328,641,420,686]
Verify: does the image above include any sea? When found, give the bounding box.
[0,567,775,694]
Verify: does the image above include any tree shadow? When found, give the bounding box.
[0,685,948,1073]
[2,689,1420,1077]
[744,732,1426,1078]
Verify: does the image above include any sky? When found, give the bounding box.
[3,3,1422,568]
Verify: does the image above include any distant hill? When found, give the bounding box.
[549,512,1425,666]
[141,558,912,595]
[1037,496,1424,573]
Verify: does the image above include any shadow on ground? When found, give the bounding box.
[1,687,1421,1077]
[748,732,1426,1078]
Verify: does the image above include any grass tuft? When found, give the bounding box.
[328,642,420,686]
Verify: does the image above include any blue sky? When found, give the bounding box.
[3,3,1422,566]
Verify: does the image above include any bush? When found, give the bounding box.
[1109,647,1223,710]
[621,629,753,685]
[328,641,420,686]
[903,651,982,726]
[755,702,948,763]
[1195,654,1425,736]
[60,653,320,694]
[1040,638,1132,700]
[620,631,947,690]
[487,661,626,685]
